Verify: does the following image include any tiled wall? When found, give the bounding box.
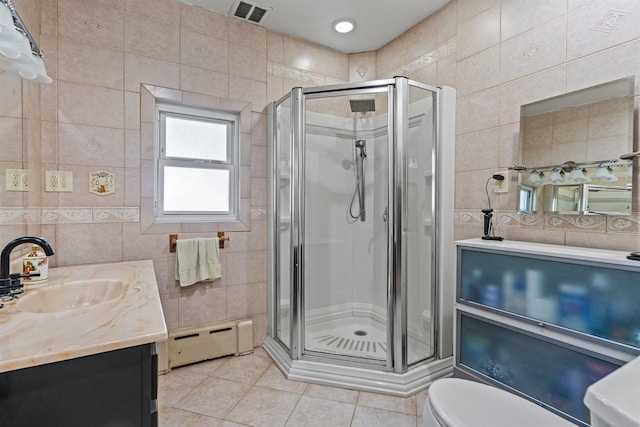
[0,0,350,345]
[375,0,640,251]
[1,0,639,346]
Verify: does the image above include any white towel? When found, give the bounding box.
[175,237,221,287]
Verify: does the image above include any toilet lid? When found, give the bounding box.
[428,378,576,427]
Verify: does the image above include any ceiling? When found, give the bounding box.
[185,0,450,54]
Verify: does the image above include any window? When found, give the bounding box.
[156,103,240,222]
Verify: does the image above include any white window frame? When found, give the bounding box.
[155,102,240,223]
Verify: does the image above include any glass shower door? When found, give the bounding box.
[405,82,437,366]
[301,88,390,365]
[273,95,292,350]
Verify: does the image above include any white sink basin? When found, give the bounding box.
[16,279,125,313]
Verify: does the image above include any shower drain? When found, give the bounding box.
[312,333,386,356]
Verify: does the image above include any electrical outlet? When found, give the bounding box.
[46,171,74,192]
[6,169,29,191]
[493,171,508,193]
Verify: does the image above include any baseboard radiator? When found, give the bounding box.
[157,319,253,373]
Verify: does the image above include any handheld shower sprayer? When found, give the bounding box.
[353,140,367,221]
[482,174,505,241]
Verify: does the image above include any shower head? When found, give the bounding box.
[349,99,376,113]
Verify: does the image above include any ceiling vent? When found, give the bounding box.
[230,1,272,25]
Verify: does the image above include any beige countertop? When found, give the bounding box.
[0,260,168,373]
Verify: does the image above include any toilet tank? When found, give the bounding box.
[584,355,640,427]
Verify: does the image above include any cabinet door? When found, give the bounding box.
[0,344,156,426]
[458,247,640,349]
[457,312,623,425]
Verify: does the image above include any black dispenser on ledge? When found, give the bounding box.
[482,174,504,241]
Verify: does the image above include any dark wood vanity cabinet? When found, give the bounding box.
[0,343,158,426]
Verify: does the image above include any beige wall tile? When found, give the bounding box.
[0,76,22,117]
[229,77,266,112]
[178,286,227,328]
[456,128,501,172]
[283,36,318,72]
[401,18,438,64]
[57,0,124,50]
[457,0,498,24]
[229,19,266,50]
[499,66,566,126]
[456,45,500,96]
[567,0,640,61]
[501,0,567,41]
[229,43,267,83]
[0,118,23,162]
[180,65,229,98]
[57,39,123,89]
[124,13,180,62]
[226,251,266,286]
[124,0,179,24]
[500,16,566,84]
[181,2,228,40]
[55,222,123,265]
[57,81,124,129]
[316,45,349,81]
[434,1,457,46]
[349,51,376,82]
[456,3,500,60]
[181,30,229,74]
[456,87,500,134]
[267,31,284,63]
[566,40,640,94]
[58,123,124,167]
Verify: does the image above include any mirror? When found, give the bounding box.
[516,76,635,215]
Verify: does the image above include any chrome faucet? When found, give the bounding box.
[0,236,54,295]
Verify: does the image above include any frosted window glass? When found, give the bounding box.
[163,166,229,212]
[165,115,228,161]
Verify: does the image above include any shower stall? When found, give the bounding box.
[265,77,456,396]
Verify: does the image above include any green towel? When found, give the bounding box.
[175,237,221,287]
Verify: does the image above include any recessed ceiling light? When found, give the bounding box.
[333,18,356,34]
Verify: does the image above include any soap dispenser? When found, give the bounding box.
[22,245,48,283]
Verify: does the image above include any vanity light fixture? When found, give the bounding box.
[569,167,591,183]
[333,18,356,34]
[593,164,618,182]
[0,0,51,83]
[549,168,566,184]
[527,170,542,185]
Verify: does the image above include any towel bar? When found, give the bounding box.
[169,232,229,252]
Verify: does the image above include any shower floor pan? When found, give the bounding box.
[305,316,431,362]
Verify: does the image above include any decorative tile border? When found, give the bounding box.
[455,210,640,235]
[42,208,92,224]
[545,214,606,231]
[93,208,140,223]
[607,215,640,234]
[0,208,41,224]
[0,207,139,225]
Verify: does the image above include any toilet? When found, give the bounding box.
[421,378,575,427]
[423,355,640,427]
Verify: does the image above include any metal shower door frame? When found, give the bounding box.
[269,77,445,373]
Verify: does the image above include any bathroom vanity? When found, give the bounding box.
[455,239,640,426]
[0,260,167,426]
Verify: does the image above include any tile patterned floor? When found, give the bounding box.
[159,347,428,426]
